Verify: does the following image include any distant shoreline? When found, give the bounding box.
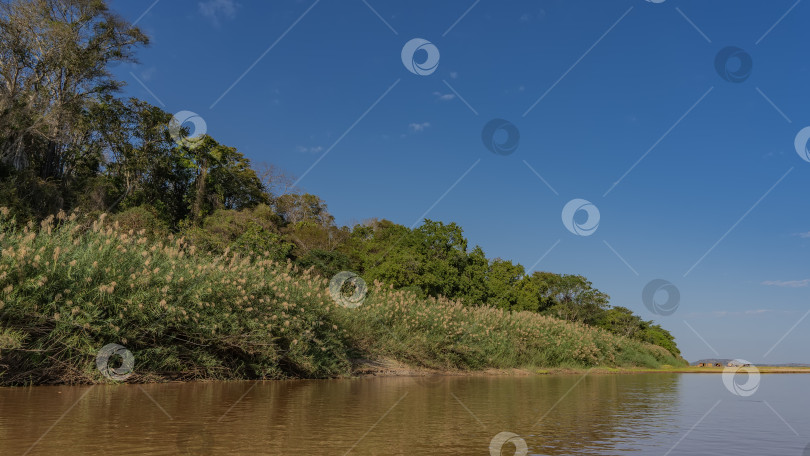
[3,365,809,388]
[351,360,810,379]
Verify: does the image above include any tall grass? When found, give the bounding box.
[0,210,684,385]
[345,289,683,370]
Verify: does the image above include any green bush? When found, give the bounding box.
[183,205,293,261]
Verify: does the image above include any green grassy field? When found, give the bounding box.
[0,211,686,385]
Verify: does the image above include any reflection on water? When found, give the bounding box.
[1,374,808,455]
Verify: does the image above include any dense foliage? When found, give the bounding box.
[0,213,683,384]
[0,0,681,380]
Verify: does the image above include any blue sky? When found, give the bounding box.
[111,0,809,363]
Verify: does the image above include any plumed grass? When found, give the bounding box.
[0,210,684,385]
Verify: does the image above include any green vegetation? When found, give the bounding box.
[0,213,683,385]
[0,0,686,384]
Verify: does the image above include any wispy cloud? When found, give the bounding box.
[432,91,455,101]
[296,145,323,154]
[796,232,810,238]
[762,279,810,288]
[744,309,770,315]
[409,122,430,132]
[199,0,238,26]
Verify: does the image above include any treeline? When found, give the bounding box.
[0,0,679,356]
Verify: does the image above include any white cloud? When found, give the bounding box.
[761,279,810,288]
[199,0,238,26]
[797,232,810,238]
[432,91,455,101]
[744,309,770,315]
[296,145,323,154]
[409,122,430,132]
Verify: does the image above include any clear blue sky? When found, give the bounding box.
[111,0,809,364]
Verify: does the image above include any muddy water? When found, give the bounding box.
[1,373,808,455]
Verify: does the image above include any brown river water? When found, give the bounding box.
[1,373,808,455]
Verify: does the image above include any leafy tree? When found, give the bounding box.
[274,193,333,227]
[90,97,192,224]
[178,135,268,222]
[533,272,610,325]
[457,246,489,306]
[0,0,147,216]
[486,259,525,310]
[640,324,680,356]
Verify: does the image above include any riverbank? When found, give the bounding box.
[350,358,810,379]
[0,214,686,385]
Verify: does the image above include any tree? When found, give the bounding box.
[274,193,333,227]
[457,246,489,306]
[0,0,147,215]
[597,306,643,339]
[532,272,610,325]
[169,134,268,222]
[89,97,192,223]
[486,259,525,310]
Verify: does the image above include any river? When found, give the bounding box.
[1,373,808,455]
